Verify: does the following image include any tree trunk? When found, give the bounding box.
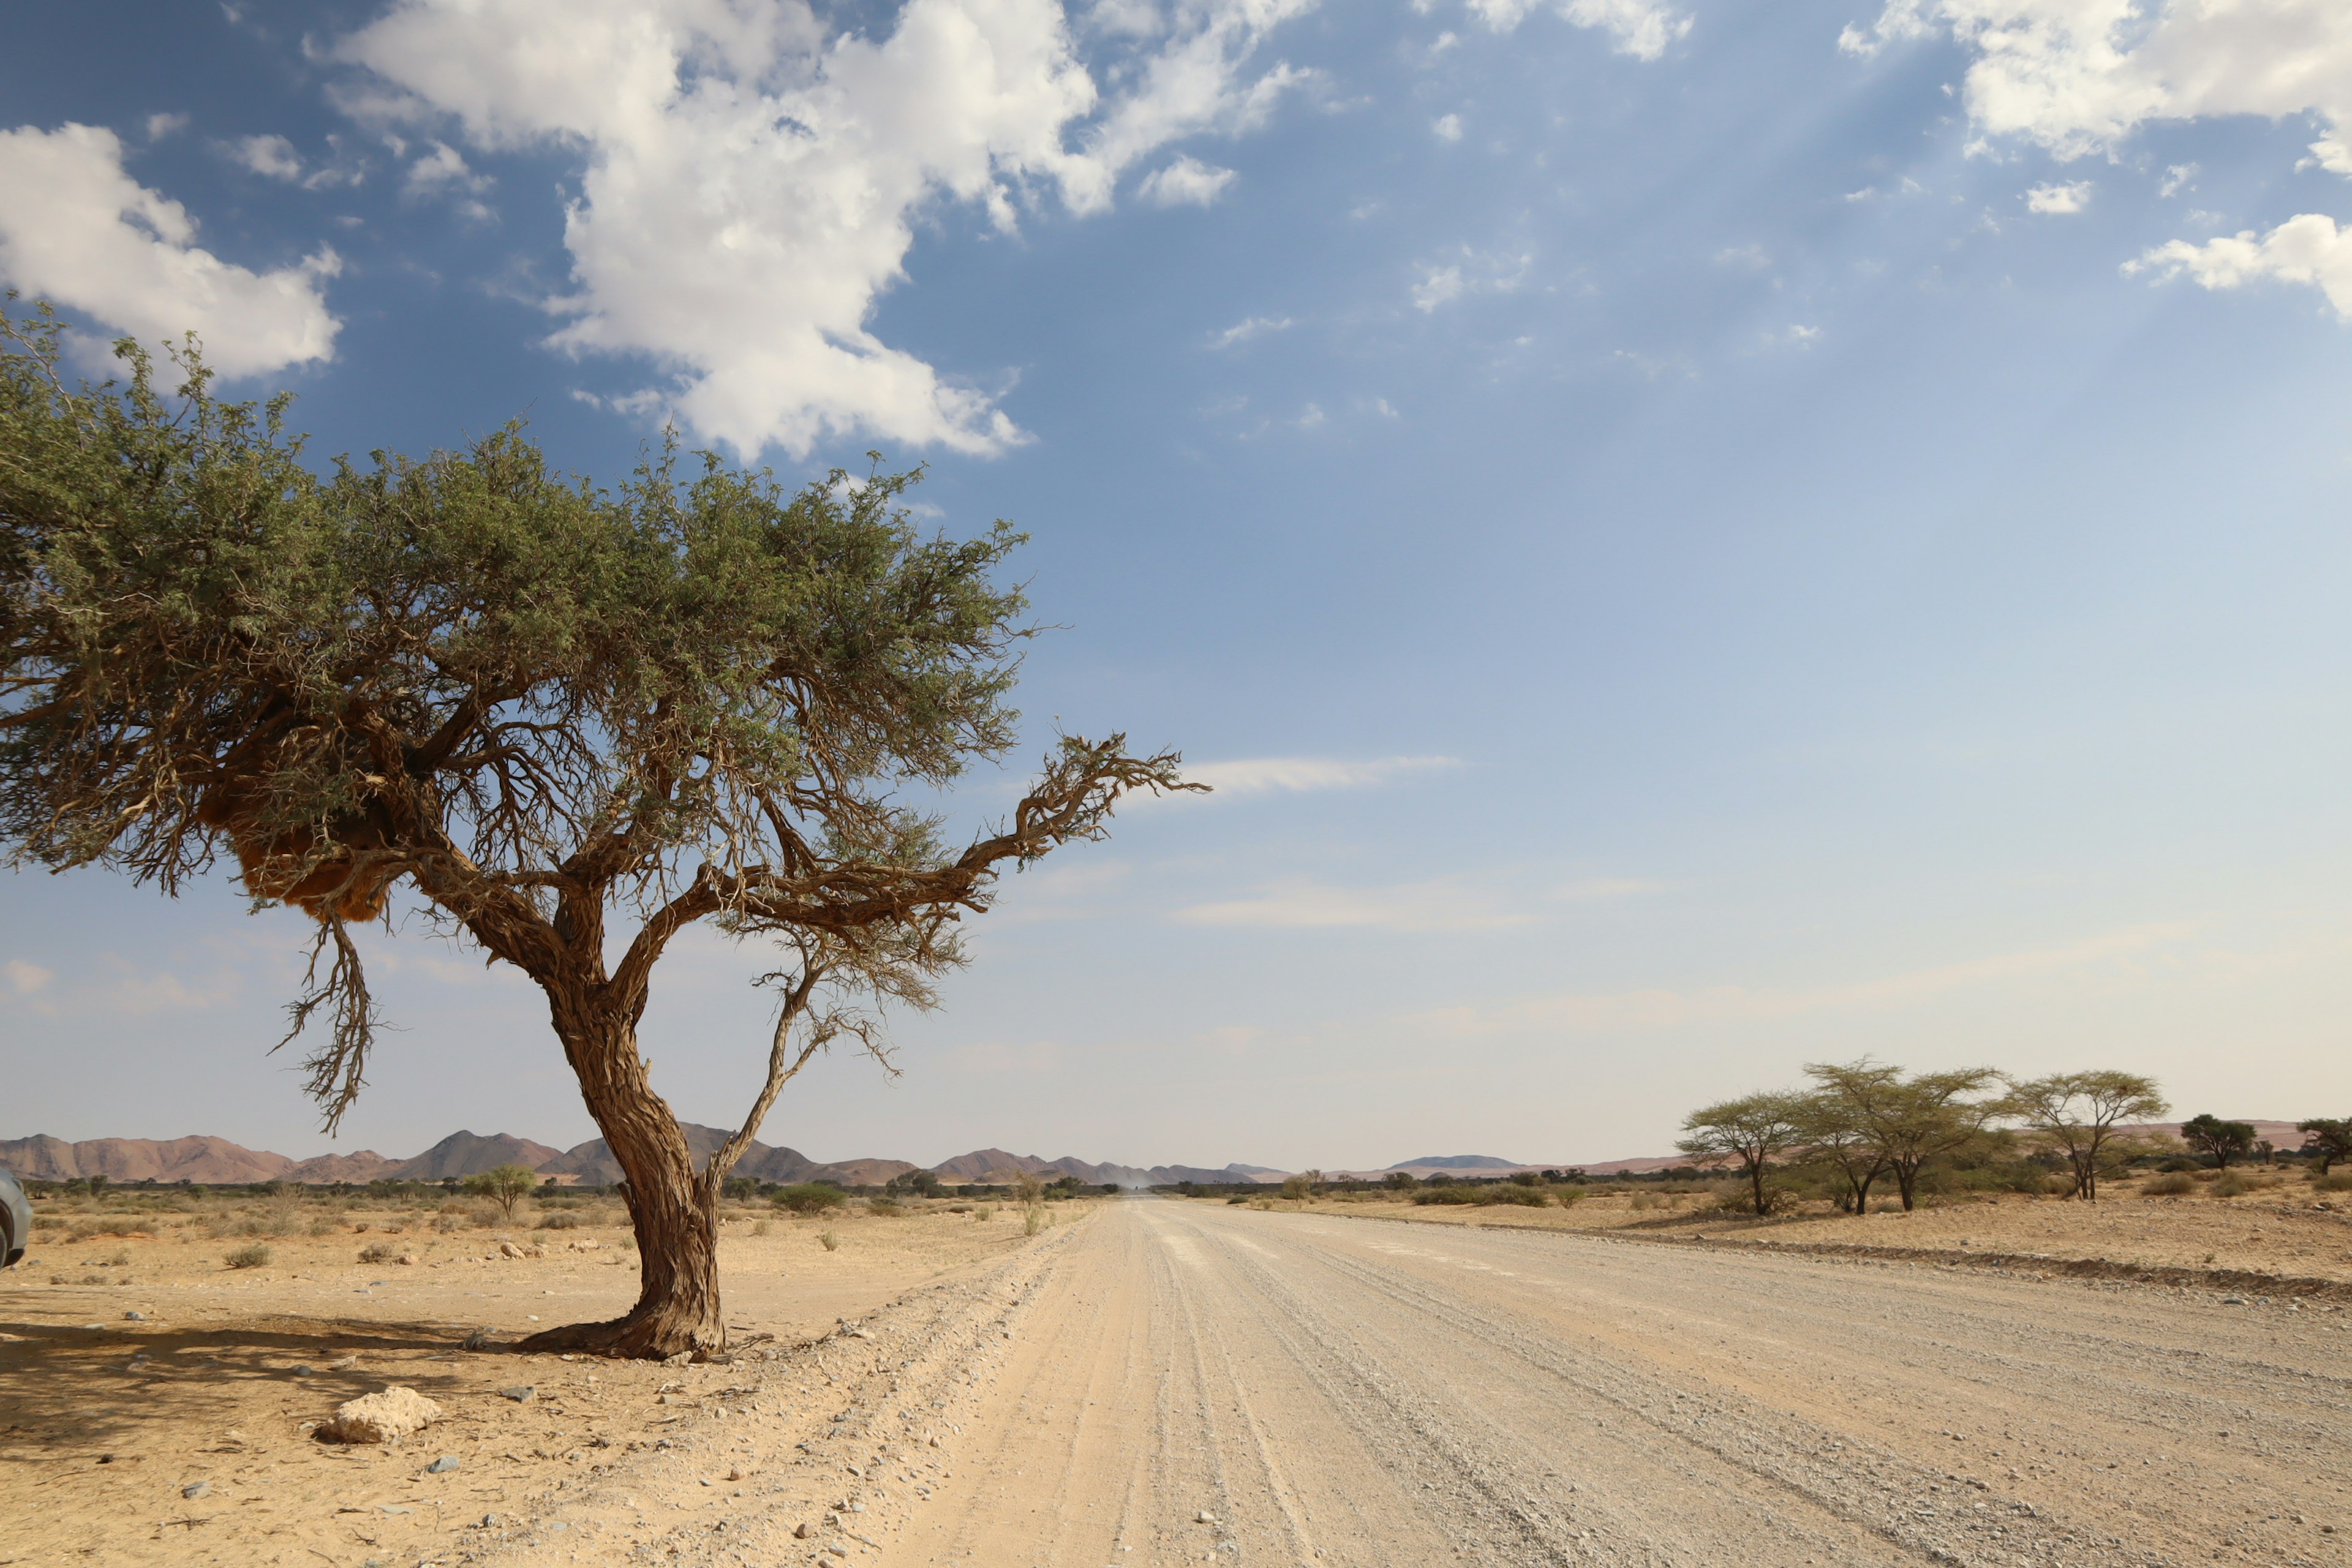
[1893,1161,1919,1211]
[520,1002,725,1360]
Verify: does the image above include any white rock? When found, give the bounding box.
[322,1386,444,1444]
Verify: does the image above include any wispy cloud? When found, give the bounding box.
[1176,875,1535,932]
[2025,180,2090,214]
[1182,755,1460,796]
[1210,314,1294,349]
[1411,922,2198,1035]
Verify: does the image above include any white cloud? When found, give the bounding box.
[1138,153,1236,206]
[1410,244,1530,311]
[2129,213,2352,318]
[1715,242,1770,269]
[404,138,486,195]
[1466,0,1691,59]
[1176,876,1536,932]
[2024,178,2090,213]
[1208,313,1292,347]
[1182,755,1461,796]
[1414,922,2196,1035]
[1841,1,2352,176]
[1432,111,1463,141]
[233,132,306,181]
[0,123,342,377]
[3,959,53,996]
[145,113,190,141]
[338,0,1315,459]
[1413,263,1465,311]
[2159,161,2197,197]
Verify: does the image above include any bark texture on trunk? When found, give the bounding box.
[519,1002,725,1360]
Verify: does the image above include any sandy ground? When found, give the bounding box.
[1276,1183,2352,1284]
[882,1198,2349,1568]
[0,1201,1079,1567]
[12,1189,2350,1567]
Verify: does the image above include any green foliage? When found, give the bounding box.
[2297,1117,2352,1174]
[2179,1114,2256,1168]
[1678,1090,1808,1216]
[772,1183,847,1215]
[1474,1185,1550,1207]
[463,1165,540,1221]
[1412,1187,1479,1205]
[1381,1171,1416,1191]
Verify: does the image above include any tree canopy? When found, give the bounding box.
[0,304,1195,1356]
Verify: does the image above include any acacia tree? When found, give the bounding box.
[464,1164,540,1221]
[1999,1070,2167,1202]
[1677,1091,1807,1216]
[2179,1114,2255,1169]
[1792,1079,1888,1215]
[2299,1118,2352,1175]
[1804,1058,2000,1212]
[0,310,1197,1357]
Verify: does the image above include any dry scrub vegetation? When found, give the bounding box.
[1227,1166,2352,1287]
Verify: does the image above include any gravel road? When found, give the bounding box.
[881,1197,2350,1568]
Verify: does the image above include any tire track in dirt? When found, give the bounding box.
[876,1199,2352,1568]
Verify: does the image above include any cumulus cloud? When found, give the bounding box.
[2024,178,2090,213]
[1138,153,1236,205]
[1431,111,1463,141]
[233,132,305,181]
[0,123,342,376]
[1466,0,1690,59]
[337,0,1315,458]
[2,959,53,996]
[1841,0,2352,175]
[1410,244,1530,311]
[1182,755,1461,796]
[2129,213,2352,318]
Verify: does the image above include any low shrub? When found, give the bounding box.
[1475,1186,1550,1207]
[773,1183,848,1215]
[358,1242,401,1264]
[536,1211,582,1230]
[867,1198,905,1217]
[2142,1172,2196,1196]
[752,1218,771,1237]
[818,1230,840,1251]
[2211,1173,2250,1198]
[1412,1187,1478,1205]
[2312,1171,2352,1193]
[224,1243,273,1270]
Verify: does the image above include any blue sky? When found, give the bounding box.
[4,0,2351,1170]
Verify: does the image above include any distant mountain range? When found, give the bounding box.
[0,1128,1284,1189]
[4,1121,2276,1190]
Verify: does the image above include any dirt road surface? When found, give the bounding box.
[883,1197,2349,1568]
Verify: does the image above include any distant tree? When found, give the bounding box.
[1382,1171,1416,1191]
[464,1164,539,1220]
[2180,1115,2256,1169]
[1792,1077,1889,1215]
[2298,1118,2352,1175]
[1677,1091,1807,1216]
[1280,1174,1313,1201]
[1804,1059,2002,1212]
[0,310,1195,1359]
[1998,1070,2168,1202]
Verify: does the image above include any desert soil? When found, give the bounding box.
[9,1194,2350,1567]
[0,1202,1067,1567]
[1287,1184,2352,1284]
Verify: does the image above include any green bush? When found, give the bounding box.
[866,1198,905,1217]
[224,1243,273,1270]
[1475,1186,1550,1207]
[2211,1172,2250,1198]
[1412,1188,1479,1205]
[772,1183,848,1215]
